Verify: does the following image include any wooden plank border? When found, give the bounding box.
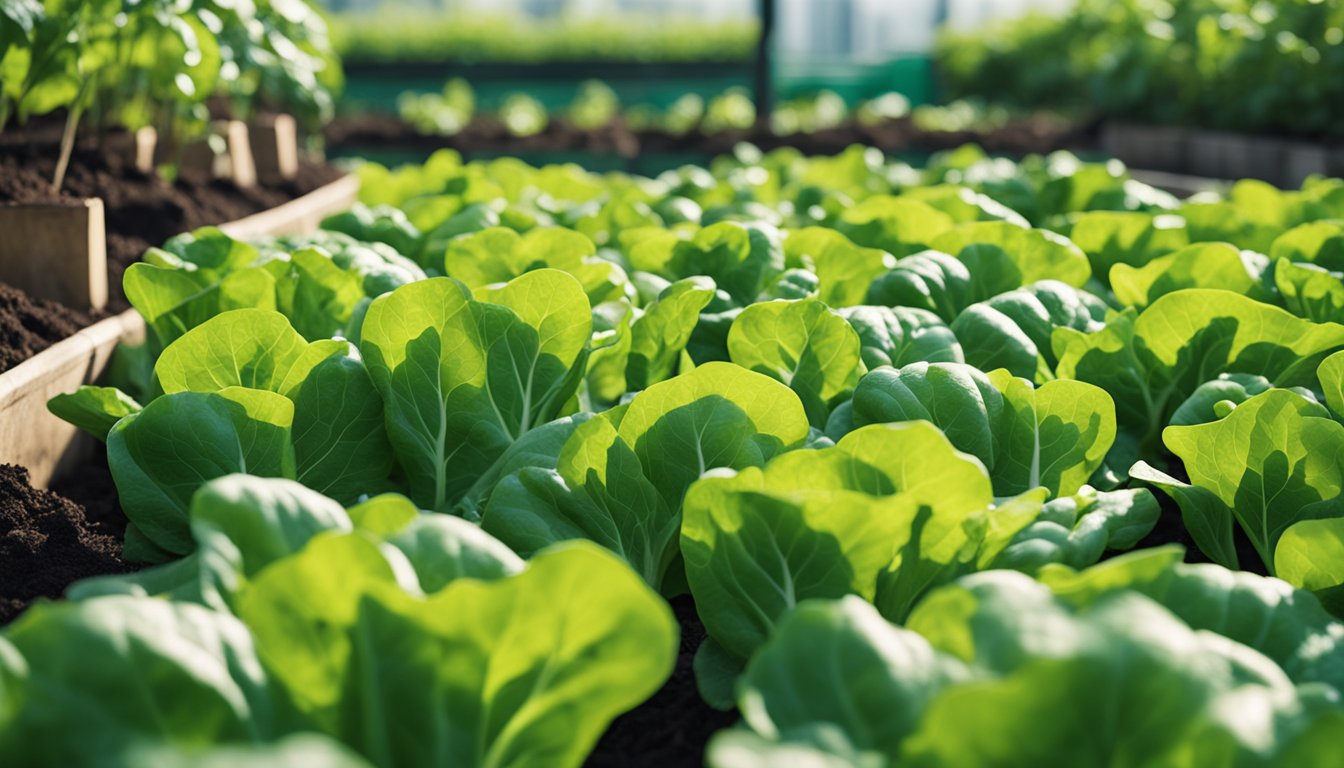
[0,173,359,487]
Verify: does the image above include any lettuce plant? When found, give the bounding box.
[711,569,1344,767]
[359,271,592,512]
[32,144,1344,766]
[3,475,676,768]
[831,362,1116,499]
[1133,389,1344,597]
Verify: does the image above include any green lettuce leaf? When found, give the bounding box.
[109,388,296,558]
[0,597,286,764]
[359,271,591,511]
[1162,389,1344,573]
[483,362,809,589]
[728,298,863,427]
[238,540,676,768]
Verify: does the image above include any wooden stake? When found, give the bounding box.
[249,114,299,183]
[0,199,108,311]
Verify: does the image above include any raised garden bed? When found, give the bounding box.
[325,112,1097,168]
[0,170,359,488]
[0,169,357,629]
[3,140,1343,766]
[1104,122,1344,188]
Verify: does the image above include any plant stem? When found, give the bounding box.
[51,78,93,194]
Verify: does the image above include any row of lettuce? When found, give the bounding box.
[399,77,992,140]
[3,143,1344,765]
[938,0,1344,138]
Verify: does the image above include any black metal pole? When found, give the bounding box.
[754,0,775,127]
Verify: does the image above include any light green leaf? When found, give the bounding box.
[237,533,407,730]
[1274,259,1344,324]
[784,227,895,307]
[1109,242,1270,309]
[347,494,421,536]
[1275,519,1344,616]
[985,369,1116,498]
[1164,389,1344,572]
[46,385,141,443]
[128,734,374,768]
[837,196,955,257]
[274,247,366,342]
[385,513,524,592]
[627,276,716,391]
[154,308,345,399]
[124,261,278,351]
[191,474,352,590]
[1321,351,1344,417]
[1055,289,1344,450]
[360,272,591,511]
[930,221,1091,289]
[1067,211,1188,283]
[1170,373,1277,427]
[1271,221,1344,271]
[443,226,627,305]
[681,472,908,660]
[619,361,810,508]
[242,540,675,768]
[902,184,1031,227]
[1180,201,1279,254]
[662,221,785,307]
[729,298,864,427]
[483,363,808,589]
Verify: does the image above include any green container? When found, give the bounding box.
[340,54,937,116]
[341,62,753,115]
[777,55,935,106]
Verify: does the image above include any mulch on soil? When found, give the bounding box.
[0,461,130,625]
[586,595,739,767]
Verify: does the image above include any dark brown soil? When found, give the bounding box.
[49,444,127,543]
[0,128,344,372]
[586,595,738,767]
[0,140,344,310]
[0,282,95,374]
[325,113,1096,161]
[0,462,130,625]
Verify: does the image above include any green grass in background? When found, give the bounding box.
[331,12,759,65]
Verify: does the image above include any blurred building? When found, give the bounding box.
[777,0,1069,60]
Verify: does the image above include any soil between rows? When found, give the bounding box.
[0,137,344,374]
[0,456,129,625]
[324,113,1096,163]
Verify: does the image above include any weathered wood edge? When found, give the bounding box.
[0,172,359,487]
